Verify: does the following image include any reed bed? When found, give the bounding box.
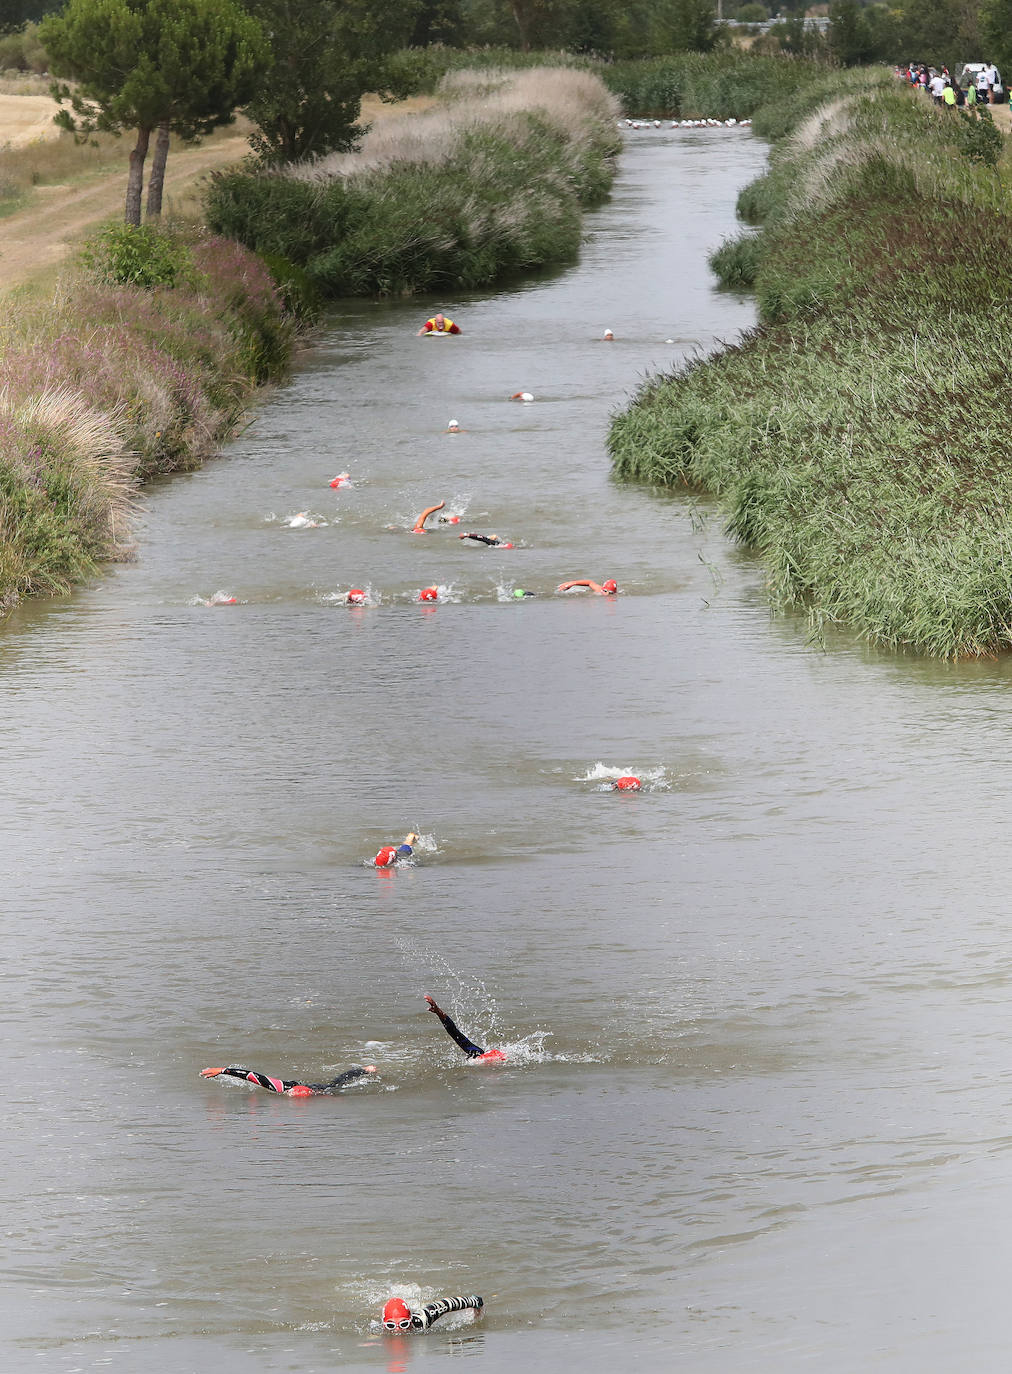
[0,227,293,610]
[207,67,620,298]
[611,79,1012,658]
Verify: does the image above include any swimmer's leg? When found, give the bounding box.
[425,995,485,1058]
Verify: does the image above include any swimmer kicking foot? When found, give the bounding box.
[200,1064,377,1097]
[424,995,506,1062]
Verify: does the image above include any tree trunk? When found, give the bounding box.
[126,124,152,227]
[145,121,171,220]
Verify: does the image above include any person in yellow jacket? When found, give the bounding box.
[417,311,461,335]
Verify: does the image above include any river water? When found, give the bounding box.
[5,126,1012,1374]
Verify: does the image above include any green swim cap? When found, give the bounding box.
[513,587,527,599]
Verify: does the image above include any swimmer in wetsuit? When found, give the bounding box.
[425,995,506,1062]
[459,532,513,548]
[200,1064,377,1097]
[383,1295,483,1331]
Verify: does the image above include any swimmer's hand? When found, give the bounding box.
[424,995,442,1015]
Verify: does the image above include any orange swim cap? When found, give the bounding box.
[477,1048,507,1063]
[288,1084,314,1097]
[614,776,641,791]
[602,579,618,593]
[383,1297,413,1329]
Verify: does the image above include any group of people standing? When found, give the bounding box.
[902,62,1004,108]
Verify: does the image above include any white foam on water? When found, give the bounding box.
[574,762,671,791]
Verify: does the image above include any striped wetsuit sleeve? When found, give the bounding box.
[416,1296,484,1329]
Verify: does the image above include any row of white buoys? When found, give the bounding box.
[620,117,751,129]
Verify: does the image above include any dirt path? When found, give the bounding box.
[0,92,433,294]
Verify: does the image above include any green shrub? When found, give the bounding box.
[80,223,197,289]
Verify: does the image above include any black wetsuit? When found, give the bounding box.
[209,1066,371,1095]
[389,1296,484,1331]
[461,533,506,547]
[426,999,487,1058]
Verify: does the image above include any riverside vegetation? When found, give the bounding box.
[207,67,622,297]
[610,73,1012,658]
[0,225,292,610]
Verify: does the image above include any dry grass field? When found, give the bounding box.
[0,91,433,295]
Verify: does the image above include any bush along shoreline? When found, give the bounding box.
[0,225,296,613]
[206,67,621,298]
[610,75,1012,659]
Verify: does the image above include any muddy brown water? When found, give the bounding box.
[5,128,1012,1374]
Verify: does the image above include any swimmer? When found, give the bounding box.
[412,501,445,533]
[383,1295,484,1332]
[556,579,618,596]
[512,587,535,598]
[418,586,438,602]
[509,391,534,402]
[345,588,367,605]
[374,832,419,867]
[329,472,351,488]
[287,511,322,528]
[437,514,461,524]
[459,532,513,548]
[444,419,466,433]
[601,328,614,340]
[200,1064,376,1097]
[199,592,237,606]
[417,312,461,335]
[424,995,507,1062]
[610,775,641,791]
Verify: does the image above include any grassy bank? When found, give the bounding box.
[207,67,620,298]
[383,45,827,121]
[0,226,293,611]
[610,77,1012,658]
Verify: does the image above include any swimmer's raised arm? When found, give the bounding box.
[412,501,445,533]
[425,994,486,1057]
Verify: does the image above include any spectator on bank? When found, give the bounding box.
[929,72,946,104]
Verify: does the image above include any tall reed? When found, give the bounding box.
[207,67,620,298]
[612,80,1012,658]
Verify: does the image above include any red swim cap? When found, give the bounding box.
[348,589,366,604]
[448,515,460,524]
[419,587,438,602]
[374,846,397,867]
[383,1297,412,1328]
[615,775,641,791]
[502,542,514,549]
[288,1084,314,1097]
[477,1048,507,1062]
[602,579,618,593]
